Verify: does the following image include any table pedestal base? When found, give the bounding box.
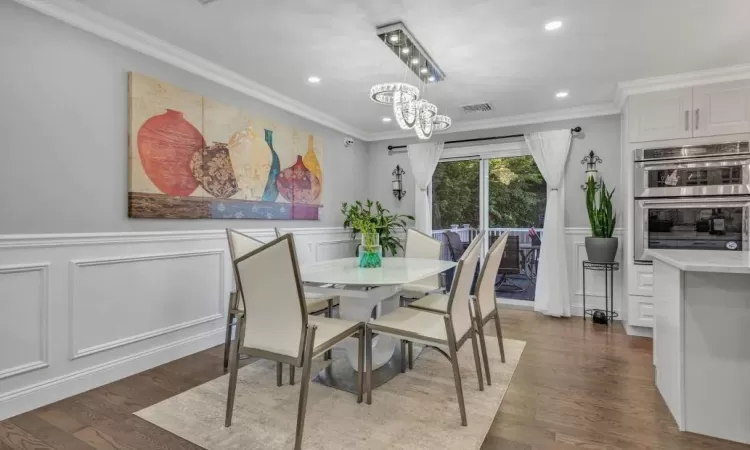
[312,345,425,394]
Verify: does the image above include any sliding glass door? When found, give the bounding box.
[431,159,480,261]
[487,155,545,301]
[430,145,545,303]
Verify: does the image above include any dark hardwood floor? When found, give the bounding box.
[1,309,747,450]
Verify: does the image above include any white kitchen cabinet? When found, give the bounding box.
[693,81,750,137]
[628,80,750,142]
[628,295,654,328]
[627,262,654,328]
[629,262,654,296]
[629,87,693,142]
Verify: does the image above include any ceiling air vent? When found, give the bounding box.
[461,102,493,114]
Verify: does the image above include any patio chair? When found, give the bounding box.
[495,235,527,292]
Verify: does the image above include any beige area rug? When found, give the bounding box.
[136,337,525,450]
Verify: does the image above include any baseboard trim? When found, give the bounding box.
[0,327,224,421]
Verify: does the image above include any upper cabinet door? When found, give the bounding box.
[629,88,693,142]
[693,80,750,138]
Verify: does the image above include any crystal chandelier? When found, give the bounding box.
[369,23,451,139]
[369,82,451,138]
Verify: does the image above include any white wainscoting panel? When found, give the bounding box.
[69,250,225,359]
[0,263,49,380]
[0,227,350,420]
[315,239,358,261]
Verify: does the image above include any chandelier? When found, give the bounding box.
[370,23,451,139]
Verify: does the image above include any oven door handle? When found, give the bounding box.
[638,197,750,206]
[637,158,750,171]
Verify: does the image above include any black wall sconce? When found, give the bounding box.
[581,150,602,190]
[392,165,406,200]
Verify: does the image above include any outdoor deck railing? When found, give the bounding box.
[431,227,543,261]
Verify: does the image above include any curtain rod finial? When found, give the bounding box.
[571,126,582,133]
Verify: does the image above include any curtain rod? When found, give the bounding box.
[387,126,582,154]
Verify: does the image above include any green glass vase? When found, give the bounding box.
[358,233,382,268]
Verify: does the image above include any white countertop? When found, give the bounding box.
[300,257,456,286]
[646,249,750,274]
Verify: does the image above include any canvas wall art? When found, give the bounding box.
[128,72,323,220]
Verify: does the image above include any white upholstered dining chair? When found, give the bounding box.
[225,234,365,450]
[400,228,444,304]
[365,231,485,426]
[224,229,264,372]
[274,228,339,363]
[410,231,509,385]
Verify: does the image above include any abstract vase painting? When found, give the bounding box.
[128,72,323,220]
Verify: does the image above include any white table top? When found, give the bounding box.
[646,249,750,274]
[300,257,456,286]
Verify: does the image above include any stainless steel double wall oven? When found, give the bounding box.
[634,142,750,262]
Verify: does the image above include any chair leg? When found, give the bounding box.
[357,328,364,404]
[469,324,484,392]
[276,362,283,387]
[407,341,413,370]
[294,326,316,450]
[324,299,333,361]
[224,332,240,427]
[493,310,506,363]
[444,316,467,426]
[290,365,295,386]
[476,318,492,386]
[366,325,373,405]
[400,340,406,373]
[223,311,234,372]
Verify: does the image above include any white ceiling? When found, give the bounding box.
[70,0,750,137]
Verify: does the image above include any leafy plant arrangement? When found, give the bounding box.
[585,178,616,238]
[341,200,414,256]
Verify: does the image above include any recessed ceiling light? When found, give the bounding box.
[389,34,399,43]
[545,20,563,31]
[411,57,419,65]
[307,76,321,84]
[382,117,392,123]
[402,48,410,55]
[556,91,569,98]
[420,67,428,74]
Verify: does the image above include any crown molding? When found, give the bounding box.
[14,0,750,143]
[615,63,750,109]
[12,0,371,141]
[367,102,620,142]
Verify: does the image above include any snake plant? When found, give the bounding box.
[585,178,616,238]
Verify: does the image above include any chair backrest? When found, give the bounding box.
[404,228,443,290]
[275,227,314,266]
[226,229,264,262]
[226,229,264,309]
[476,232,509,317]
[443,230,465,262]
[498,235,521,274]
[446,231,485,340]
[233,234,308,362]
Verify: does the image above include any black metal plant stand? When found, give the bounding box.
[582,261,620,325]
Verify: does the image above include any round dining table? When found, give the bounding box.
[300,257,456,392]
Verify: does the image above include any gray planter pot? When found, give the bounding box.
[585,237,618,262]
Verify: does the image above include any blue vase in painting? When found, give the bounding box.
[262,129,280,202]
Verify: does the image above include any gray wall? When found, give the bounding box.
[0,1,368,234]
[367,115,622,228]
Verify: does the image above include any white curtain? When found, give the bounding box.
[406,142,445,233]
[525,130,573,317]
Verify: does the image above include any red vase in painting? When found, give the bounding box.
[276,155,321,204]
[137,109,204,196]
